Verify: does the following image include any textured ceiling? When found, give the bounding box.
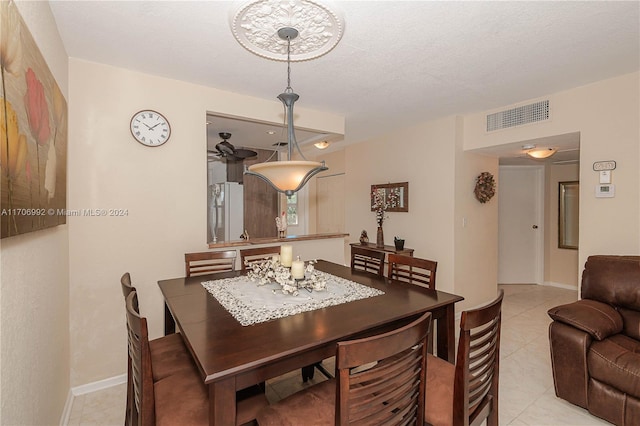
[49,1,639,159]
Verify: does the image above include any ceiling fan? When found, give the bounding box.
[208,132,257,161]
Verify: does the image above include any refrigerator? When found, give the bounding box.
[208,182,243,243]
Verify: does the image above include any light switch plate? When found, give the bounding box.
[599,170,611,184]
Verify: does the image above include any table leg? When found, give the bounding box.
[209,378,236,426]
[437,303,456,362]
[164,302,175,335]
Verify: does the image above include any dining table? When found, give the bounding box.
[158,259,464,425]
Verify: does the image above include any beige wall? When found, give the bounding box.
[453,124,500,310]
[1,1,70,424]
[344,115,499,310]
[345,116,459,295]
[464,73,640,276]
[544,163,580,288]
[67,59,343,386]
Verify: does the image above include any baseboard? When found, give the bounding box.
[542,281,578,291]
[59,388,74,426]
[59,374,126,426]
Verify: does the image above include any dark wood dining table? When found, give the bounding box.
[158,259,463,425]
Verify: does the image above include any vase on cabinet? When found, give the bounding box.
[376,225,384,248]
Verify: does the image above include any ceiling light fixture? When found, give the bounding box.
[314,141,330,150]
[244,27,328,196]
[523,144,557,159]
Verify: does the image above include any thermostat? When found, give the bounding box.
[595,184,615,198]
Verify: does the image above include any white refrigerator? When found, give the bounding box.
[208,182,243,243]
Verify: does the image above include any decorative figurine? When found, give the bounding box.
[276,211,288,238]
[359,230,369,245]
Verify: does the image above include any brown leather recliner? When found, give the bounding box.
[548,255,640,425]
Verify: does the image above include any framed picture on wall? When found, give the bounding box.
[370,182,409,212]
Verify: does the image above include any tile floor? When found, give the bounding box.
[68,284,611,425]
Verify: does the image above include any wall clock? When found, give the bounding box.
[130,110,171,147]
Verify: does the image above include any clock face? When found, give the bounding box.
[130,110,171,147]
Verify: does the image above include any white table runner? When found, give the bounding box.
[202,270,384,326]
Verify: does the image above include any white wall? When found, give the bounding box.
[464,73,640,277]
[0,1,70,424]
[545,163,580,288]
[345,116,459,295]
[67,59,343,386]
[454,135,499,309]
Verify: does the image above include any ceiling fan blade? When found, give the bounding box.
[233,149,258,159]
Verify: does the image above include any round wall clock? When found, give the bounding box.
[130,110,171,147]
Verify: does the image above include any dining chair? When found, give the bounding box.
[387,254,437,289]
[350,245,386,276]
[124,291,268,426]
[120,273,194,425]
[257,311,432,425]
[240,245,281,271]
[184,250,237,277]
[424,290,504,426]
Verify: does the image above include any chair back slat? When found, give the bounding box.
[185,250,236,277]
[387,254,437,289]
[453,290,504,426]
[240,246,281,271]
[336,312,431,425]
[350,246,386,276]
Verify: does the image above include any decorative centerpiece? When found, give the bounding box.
[246,257,327,296]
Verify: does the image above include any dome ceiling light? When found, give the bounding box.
[523,144,558,159]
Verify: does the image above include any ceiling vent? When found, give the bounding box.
[486,99,550,132]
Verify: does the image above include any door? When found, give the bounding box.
[498,166,544,284]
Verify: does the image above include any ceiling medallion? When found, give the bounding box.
[231,0,344,61]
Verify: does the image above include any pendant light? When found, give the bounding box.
[244,27,328,197]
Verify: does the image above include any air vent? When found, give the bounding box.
[486,99,549,132]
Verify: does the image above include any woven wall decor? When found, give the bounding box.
[474,172,496,203]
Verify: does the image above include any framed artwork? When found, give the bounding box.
[1,1,68,238]
[370,182,409,213]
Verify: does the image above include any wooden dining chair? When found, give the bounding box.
[120,273,194,425]
[424,290,504,426]
[240,246,281,271]
[184,250,237,277]
[350,245,386,276]
[257,311,432,425]
[387,254,437,289]
[125,291,268,426]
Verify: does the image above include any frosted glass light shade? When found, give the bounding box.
[526,148,557,159]
[247,160,327,195]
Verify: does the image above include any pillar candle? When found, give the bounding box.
[291,258,305,280]
[280,244,293,267]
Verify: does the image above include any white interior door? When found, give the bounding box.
[498,166,544,284]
